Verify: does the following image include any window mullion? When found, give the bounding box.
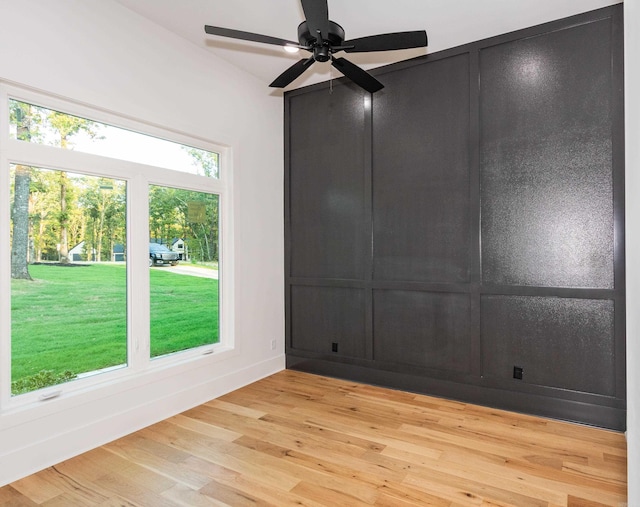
[128,174,151,372]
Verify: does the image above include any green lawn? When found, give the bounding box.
[149,267,219,357]
[11,263,218,394]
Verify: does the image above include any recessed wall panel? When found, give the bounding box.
[481,295,616,396]
[290,286,366,358]
[374,290,471,373]
[372,54,471,283]
[480,19,614,288]
[289,85,367,280]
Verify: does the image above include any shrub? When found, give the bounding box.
[11,370,76,395]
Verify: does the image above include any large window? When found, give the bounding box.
[1,87,231,402]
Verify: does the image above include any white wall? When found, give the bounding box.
[625,1,639,504]
[0,0,284,485]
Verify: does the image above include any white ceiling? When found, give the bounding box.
[113,0,621,91]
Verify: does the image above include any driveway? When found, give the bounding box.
[161,264,218,279]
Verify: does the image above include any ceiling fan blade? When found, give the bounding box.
[270,57,315,88]
[300,0,329,40]
[343,30,428,53]
[331,57,384,93]
[205,25,299,48]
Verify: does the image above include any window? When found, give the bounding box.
[1,87,232,402]
[10,166,128,395]
[149,185,220,357]
[9,99,220,177]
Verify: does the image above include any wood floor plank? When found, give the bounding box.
[141,421,308,493]
[199,472,329,507]
[160,483,225,507]
[0,485,38,506]
[258,412,386,453]
[166,413,242,442]
[289,480,375,507]
[92,469,178,507]
[40,491,103,507]
[374,482,453,507]
[103,436,213,491]
[9,470,65,504]
[0,370,628,506]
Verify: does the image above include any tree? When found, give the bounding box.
[171,189,219,263]
[178,148,220,263]
[182,147,219,178]
[79,179,126,261]
[11,165,31,279]
[29,169,61,262]
[10,102,35,279]
[47,111,101,263]
[149,185,181,244]
[102,182,126,260]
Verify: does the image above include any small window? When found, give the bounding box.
[9,99,219,178]
[149,184,220,357]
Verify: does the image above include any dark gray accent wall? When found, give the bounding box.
[284,5,625,430]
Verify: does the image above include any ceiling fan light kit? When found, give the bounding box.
[204,0,428,93]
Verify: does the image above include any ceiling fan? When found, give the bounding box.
[204,0,428,93]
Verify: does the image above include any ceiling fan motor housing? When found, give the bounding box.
[298,20,345,62]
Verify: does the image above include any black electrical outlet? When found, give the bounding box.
[331,342,338,353]
[513,366,523,380]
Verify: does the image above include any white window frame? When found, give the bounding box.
[0,83,236,412]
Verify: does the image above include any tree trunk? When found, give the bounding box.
[11,165,32,280]
[37,213,45,262]
[96,192,106,261]
[201,223,210,261]
[59,172,70,263]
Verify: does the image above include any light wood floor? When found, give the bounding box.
[0,370,627,506]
